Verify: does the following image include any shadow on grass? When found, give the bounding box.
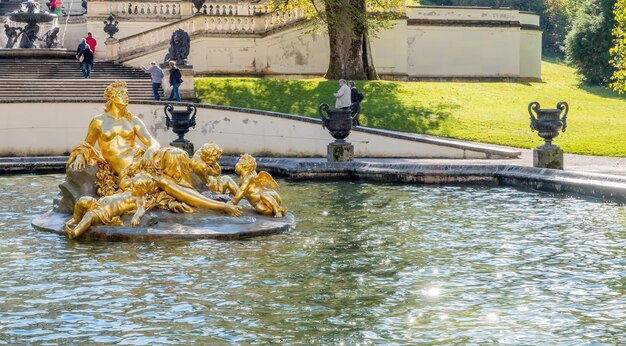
[195,78,458,135]
[578,83,626,101]
[541,56,626,101]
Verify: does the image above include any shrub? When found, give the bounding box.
[565,0,616,86]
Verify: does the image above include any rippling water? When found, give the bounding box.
[0,174,625,345]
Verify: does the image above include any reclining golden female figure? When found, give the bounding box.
[229,154,287,218]
[66,81,242,217]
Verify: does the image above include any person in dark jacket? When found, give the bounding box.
[168,60,182,102]
[348,80,364,126]
[77,43,94,78]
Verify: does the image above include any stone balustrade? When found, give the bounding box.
[262,8,303,31]
[89,0,188,19]
[88,1,276,19]
[200,2,273,16]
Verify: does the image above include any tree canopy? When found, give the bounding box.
[271,0,405,79]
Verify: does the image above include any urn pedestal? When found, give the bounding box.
[164,104,197,156]
[529,101,568,170]
[318,103,355,162]
[327,142,354,162]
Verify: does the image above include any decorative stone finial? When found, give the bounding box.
[103,15,119,39]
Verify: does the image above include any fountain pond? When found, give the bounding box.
[0,173,624,344]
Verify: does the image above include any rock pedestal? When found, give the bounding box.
[533,147,563,170]
[328,142,354,162]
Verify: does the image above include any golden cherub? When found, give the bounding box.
[65,172,156,239]
[229,154,287,218]
[191,142,238,195]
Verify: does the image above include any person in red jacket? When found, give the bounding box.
[85,32,97,53]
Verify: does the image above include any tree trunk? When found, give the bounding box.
[324,0,368,80]
[362,31,379,80]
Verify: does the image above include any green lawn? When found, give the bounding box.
[195,60,626,156]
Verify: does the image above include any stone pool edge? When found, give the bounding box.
[2,156,626,203]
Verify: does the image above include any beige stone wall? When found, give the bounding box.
[60,6,542,78]
[122,24,330,75]
[0,102,489,159]
[370,20,408,77]
[406,26,521,78]
[519,29,542,80]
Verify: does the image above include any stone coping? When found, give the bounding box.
[3,156,626,203]
[0,48,76,59]
[0,100,521,158]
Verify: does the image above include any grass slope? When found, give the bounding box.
[195,60,626,156]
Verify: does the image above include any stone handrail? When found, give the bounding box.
[200,2,273,16]
[88,1,274,19]
[116,8,305,61]
[88,0,188,19]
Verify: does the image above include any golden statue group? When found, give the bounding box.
[62,81,287,239]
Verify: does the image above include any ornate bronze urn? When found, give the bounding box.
[164,104,197,155]
[103,15,119,39]
[318,103,354,143]
[318,103,357,162]
[529,101,568,149]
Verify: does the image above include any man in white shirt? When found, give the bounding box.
[140,61,165,101]
[334,79,352,109]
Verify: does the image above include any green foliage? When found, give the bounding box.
[271,0,405,34]
[610,0,626,93]
[195,60,626,156]
[543,0,585,56]
[565,0,616,86]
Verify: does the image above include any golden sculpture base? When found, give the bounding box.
[32,208,295,241]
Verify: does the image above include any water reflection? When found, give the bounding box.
[0,175,624,344]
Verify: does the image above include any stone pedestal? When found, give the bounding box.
[533,147,563,169]
[163,65,196,101]
[327,142,354,162]
[105,37,119,62]
[170,141,194,157]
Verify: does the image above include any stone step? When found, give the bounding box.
[0,61,152,79]
[0,58,168,101]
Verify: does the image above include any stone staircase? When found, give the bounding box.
[0,58,163,101]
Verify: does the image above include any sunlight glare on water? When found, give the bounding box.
[0,174,624,344]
